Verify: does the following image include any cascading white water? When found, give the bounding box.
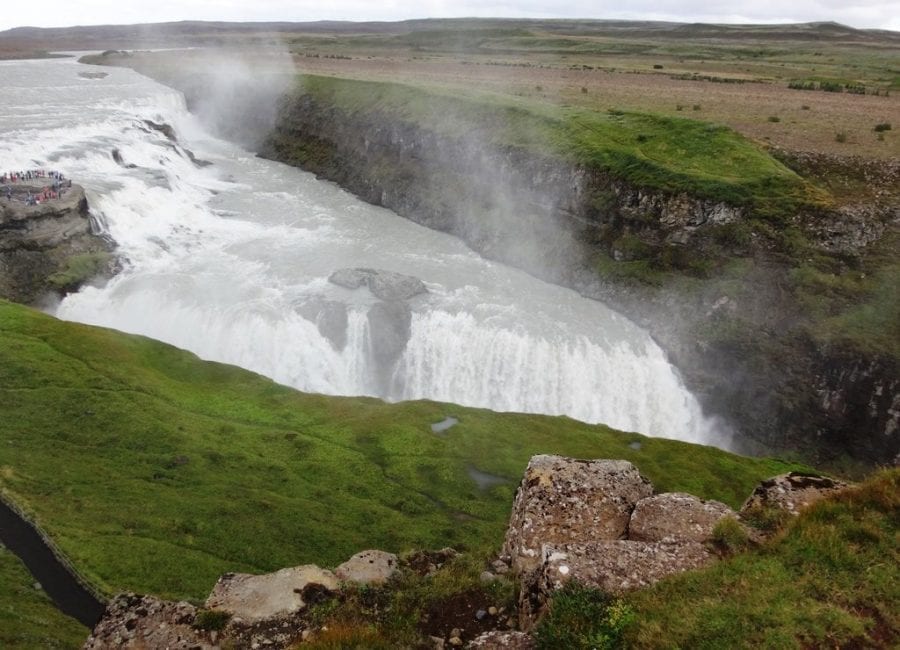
[0,55,726,447]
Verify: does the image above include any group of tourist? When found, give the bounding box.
[1,168,72,205]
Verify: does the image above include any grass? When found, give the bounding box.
[535,583,634,649]
[625,469,900,648]
[0,299,804,602]
[291,74,819,216]
[0,546,87,649]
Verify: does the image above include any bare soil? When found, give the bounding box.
[290,54,900,158]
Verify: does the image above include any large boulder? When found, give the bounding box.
[502,456,653,573]
[740,472,850,517]
[205,565,339,622]
[334,549,399,585]
[329,267,428,301]
[629,492,736,543]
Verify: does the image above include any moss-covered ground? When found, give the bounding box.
[0,299,802,603]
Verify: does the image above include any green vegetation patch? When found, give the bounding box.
[0,300,802,602]
[626,469,900,648]
[0,546,87,649]
[293,75,818,215]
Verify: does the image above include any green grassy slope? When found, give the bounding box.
[0,546,87,649]
[295,74,820,214]
[0,300,802,601]
[625,469,899,648]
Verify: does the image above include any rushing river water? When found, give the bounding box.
[0,55,724,446]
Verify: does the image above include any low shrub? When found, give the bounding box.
[193,609,231,631]
[535,583,634,650]
[873,123,892,132]
[835,131,848,143]
[711,517,751,554]
[767,116,781,123]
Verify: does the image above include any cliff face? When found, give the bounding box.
[0,184,113,304]
[256,93,898,466]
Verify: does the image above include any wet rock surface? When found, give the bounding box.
[295,297,349,350]
[329,267,428,301]
[367,299,413,366]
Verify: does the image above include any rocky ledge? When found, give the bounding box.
[83,456,848,648]
[0,183,114,303]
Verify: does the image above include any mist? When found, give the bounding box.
[172,44,296,149]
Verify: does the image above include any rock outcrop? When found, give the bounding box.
[740,472,850,517]
[504,455,740,629]
[0,183,113,304]
[86,561,342,649]
[82,594,207,650]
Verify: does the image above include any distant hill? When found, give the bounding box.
[1,18,898,52]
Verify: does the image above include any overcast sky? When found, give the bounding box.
[2,0,898,32]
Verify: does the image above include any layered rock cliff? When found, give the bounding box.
[0,183,114,304]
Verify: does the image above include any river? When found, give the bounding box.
[0,55,724,446]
